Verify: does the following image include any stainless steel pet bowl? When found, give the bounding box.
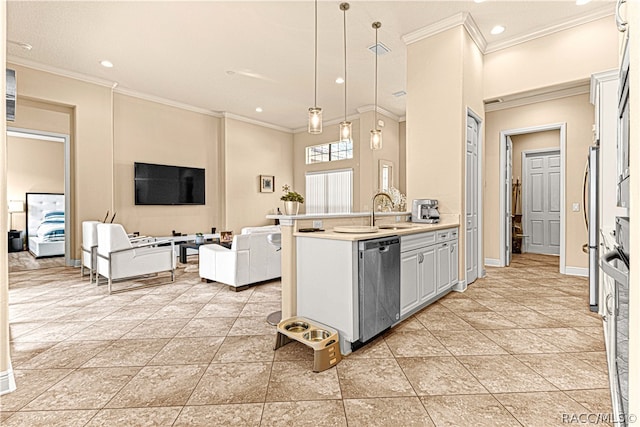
[303,329,330,342]
[284,321,310,333]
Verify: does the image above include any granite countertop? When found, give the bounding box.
[293,217,459,241]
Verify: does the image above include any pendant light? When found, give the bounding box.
[308,0,322,134]
[370,21,382,150]
[338,2,352,143]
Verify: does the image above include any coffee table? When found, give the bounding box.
[179,240,231,263]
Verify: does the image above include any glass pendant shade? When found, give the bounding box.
[339,121,352,142]
[308,107,322,134]
[370,129,382,150]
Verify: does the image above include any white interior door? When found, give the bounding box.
[523,150,561,255]
[505,137,513,265]
[466,115,479,283]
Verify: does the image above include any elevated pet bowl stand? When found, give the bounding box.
[274,316,342,372]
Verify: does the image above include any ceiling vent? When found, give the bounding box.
[368,42,390,55]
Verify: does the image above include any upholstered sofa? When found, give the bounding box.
[199,225,281,289]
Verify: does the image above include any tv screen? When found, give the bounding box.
[134,162,205,205]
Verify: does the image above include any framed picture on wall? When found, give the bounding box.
[260,175,274,193]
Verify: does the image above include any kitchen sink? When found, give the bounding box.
[378,223,415,230]
[333,225,379,233]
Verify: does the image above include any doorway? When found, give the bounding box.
[499,123,566,272]
[6,127,72,268]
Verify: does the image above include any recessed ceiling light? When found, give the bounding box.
[255,107,263,113]
[576,0,591,5]
[336,77,345,84]
[100,60,114,68]
[474,0,486,3]
[490,25,505,35]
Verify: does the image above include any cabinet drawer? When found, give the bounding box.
[401,231,436,252]
[435,227,458,242]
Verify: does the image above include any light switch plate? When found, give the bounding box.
[313,220,323,229]
[572,203,580,212]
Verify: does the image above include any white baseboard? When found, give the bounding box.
[0,365,16,395]
[484,258,501,267]
[564,266,589,277]
[452,280,468,292]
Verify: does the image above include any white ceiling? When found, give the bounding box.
[7,1,614,132]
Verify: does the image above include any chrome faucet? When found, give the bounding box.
[371,191,393,227]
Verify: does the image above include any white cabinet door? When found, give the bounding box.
[400,250,420,317]
[419,245,437,303]
[436,242,451,293]
[450,240,458,286]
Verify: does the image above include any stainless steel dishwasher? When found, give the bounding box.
[357,236,400,345]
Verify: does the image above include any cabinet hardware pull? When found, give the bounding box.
[616,0,627,32]
[605,293,614,316]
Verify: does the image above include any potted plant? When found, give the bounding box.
[280,184,304,215]
[195,232,205,245]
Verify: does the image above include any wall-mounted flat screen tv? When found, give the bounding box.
[134,162,205,205]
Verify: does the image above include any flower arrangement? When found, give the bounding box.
[388,187,407,211]
[280,184,304,204]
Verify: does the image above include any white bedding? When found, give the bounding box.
[26,193,66,258]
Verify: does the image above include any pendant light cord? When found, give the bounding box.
[314,0,318,108]
[374,23,379,129]
[343,5,347,122]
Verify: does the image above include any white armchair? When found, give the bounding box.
[199,225,281,290]
[96,223,176,294]
[81,220,101,283]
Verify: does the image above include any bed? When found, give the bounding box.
[26,192,66,258]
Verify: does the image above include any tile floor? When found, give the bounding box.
[1,253,612,426]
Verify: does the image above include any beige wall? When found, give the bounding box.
[406,27,464,213]
[7,63,113,259]
[113,94,221,237]
[510,130,560,214]
[485,94,594,269]
[7,136,65,231]
[1,0,11,382]
[293,114,401,214]
[484,16,619,99]
[359,111,400,211]
[294,120,362,212]
[406,26,484,281]
[7,98,70,232]
[224,117,293,233]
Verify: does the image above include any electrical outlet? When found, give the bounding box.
[572,203,580,212]
[313,220,323,229]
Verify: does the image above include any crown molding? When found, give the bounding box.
[462,13,487,53]
[484,6,614,54]
[485,80,590,112]
[590,69,618,104]
[356,105,401,122]
[222,112,294,134]
[402,12,486,52]
[7,55,115,88]
[402,12,465,45]
[114,87,222,117]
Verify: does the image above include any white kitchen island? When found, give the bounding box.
[292,216,460,355]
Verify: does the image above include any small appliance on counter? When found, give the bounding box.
[411,199,440,223]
